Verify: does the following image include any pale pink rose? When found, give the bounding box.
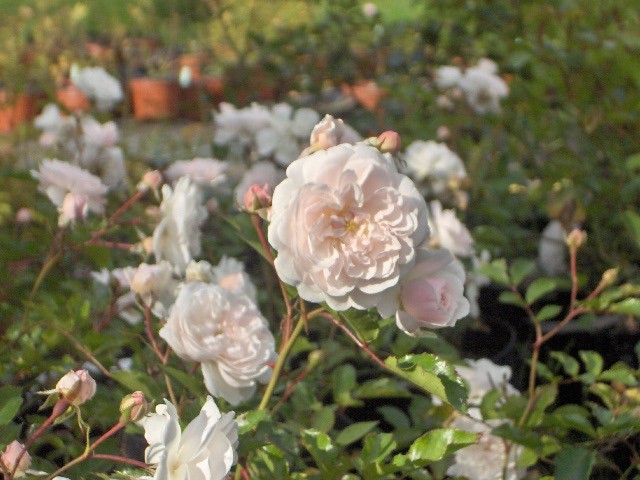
[395,248,469,336]
[56,369,97,405]
[269,143,429,312]
[81,116,118,148]
[164,157,228,188]
[60,192,88,224]
[427,200,475,257]
[1,441,31,478]
[73,66,123,111]
[31,159,107,219]
[160,282,276,405]
[212,256,257,303]
[15,208,32,224]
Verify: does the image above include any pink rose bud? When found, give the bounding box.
[362,2,378,18]
[1,441,31,478]
[16,208,32,224]
[60,193,88,224]
[119,391,148,423]
[243,183,272,213]
[56,369,97,406]
[566,228,587,249]
[376,131,401,154]
[137,170,163,191]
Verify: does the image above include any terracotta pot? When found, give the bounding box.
[179,54,206,81]
[0,91,45,133]
[342,80,387,111]
[129,78,179,120]
[56,85,91,113]
[201,75,224,102]
[85,42,112,61]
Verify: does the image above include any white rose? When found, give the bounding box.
[395,248,470,336]
[152,177,208,273]
[212,256,258,303]
[213,102,271,147]
[435,65,462,89]
[403,141,467,195]
[427,200,475,258]
[456,358,520,406]
[164,157,228,188]
[56,369,97,405]
[159,282,276,405]
[447,415,525,480]
[269,143,429,313]
[73,66,123,111]
[139,396,238,480]
[458,65,509,114]
[300,114,362,156]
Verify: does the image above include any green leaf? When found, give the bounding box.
[525,278,558,304]
[340,309,380,343]
[361,432,397,465]
[537,304,563,322]
[161,365,205,397]
[550,351,579,377]
[623,210,640,249]
[407,428,478,463]
[498,291,525,308]
[302,429,347,478]
[625,153,640,171]
[249,444,290,479]
[478,259,510,286]
[549,405,595,436]
[336,421,378,447]
[311,407,335,433]
[609,297,640,317]
[526,384,558,428]
[0,387,22,426]
[355,378,410,399]
[377,406,410,430]
[509,258,536,285]
[554,446,595,480]
[579,351,603,377]
[332,364,363,407]
[385,354,468,411]
[479,390,503,420]
[598,362,638,386]
[237,410,269,435]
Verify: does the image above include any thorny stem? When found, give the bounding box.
[250,214,294,348]
[10,399,69,479]
[321,312,392,373]
[45,422,125,480]
[569,246,579,311]
[258,314,306,411]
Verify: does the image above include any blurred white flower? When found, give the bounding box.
[164,158,228,188]
[72,66,123,111]
[300,114,362,156]
[160,282,276,405]
[152,177,208,273]
[233,161,284,207]
[394,248,470,336]
[403,140,467,196]
[34,103,69,133]
[139,396,238,480]
[447,415,524,480]
[269,143,428,313]
[185,260,216,283]
[427,200,475,257]
[456,358,520,406]
[255,103,320,166]
[538,220,568,276]
[459,64,509,114]
[127,261,177,317]
[81,116,119,148]
[31,159,107,224]
[213,102,271,147]
[362,2,378,18]
[435,65,462,89]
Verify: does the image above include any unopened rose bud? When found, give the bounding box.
[119,391,148,423]
[566,228,587,249]
[16,208,32,224]
[243,183,272,214]
[60,192,88,225]
[137,170,163,192]
[1,441,31,478]
[142,237,154,255]
[362,2,378,18]
[376,131,401,154]
[56,369,96,406]
[437,125,451,140]
[600,268,619,288]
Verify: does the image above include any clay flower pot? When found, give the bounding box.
[56,85,91,113]
[342,80,388,111]
[0,90,45,133]
[129,78,179,120]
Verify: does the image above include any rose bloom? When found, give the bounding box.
[456,358,520,406]
[73,66,123,111]
[269,143,428,313]
[152,177,208,273]
[184,257,257,304]
[31,159,107,224]
[435,65,462,89]
[213,102,271,147]
[139,397,237,480]
[403,140,467,196]
[164,157,228,188]
[427,200,475,258]
[233,161,284,207]
[127,261,177,315]
[255,103,320,166]
[394,248,470,336]
[447,415,524,480]
[1,441,31,478]
[458,64,509,114]
[300,114,362,156]
[160,282,276,405]
[56,369,97,405]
